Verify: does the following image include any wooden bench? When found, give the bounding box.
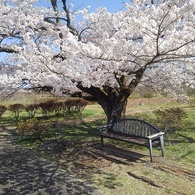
[99,118,165,162]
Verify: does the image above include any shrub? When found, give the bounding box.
[9,103,24,120]
[0,105,7,118]
[65,98,88,115]
[25,104,39,118]
[153,107,188,133]
[39,100,55,116]
[17,118,49,139]
[53,100,67,116]
[74,98,88,112]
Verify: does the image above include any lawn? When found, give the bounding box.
[1,97,195,195]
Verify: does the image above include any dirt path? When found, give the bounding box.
[0,125,103,195]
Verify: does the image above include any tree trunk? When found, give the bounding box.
[76,83,130,124]
[105,93,128,124]
[76,68,146,124]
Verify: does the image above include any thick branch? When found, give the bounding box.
[61,0,80,40]
[76,82,108,102]
[129,67,146,92]
[0,47,18,54]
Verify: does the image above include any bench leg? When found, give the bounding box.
[160,136,164,157]
[149,139,153,162]
[101,136,104,147]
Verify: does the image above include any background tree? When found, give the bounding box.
[0,0,194,123]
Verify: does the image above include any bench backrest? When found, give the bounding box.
[110,118,160,138]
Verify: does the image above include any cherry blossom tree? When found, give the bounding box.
[0,0,195,123]
[0,0,55,96]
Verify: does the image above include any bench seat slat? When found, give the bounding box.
[103,133,150,146]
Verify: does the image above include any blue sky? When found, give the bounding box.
[0,0,129,62]
[35,0,129,12]
[65,0,128,12]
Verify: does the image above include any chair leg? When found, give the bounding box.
[149,139,153,162]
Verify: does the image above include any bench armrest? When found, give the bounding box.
[147,132,164,140]
[99,124,112,134]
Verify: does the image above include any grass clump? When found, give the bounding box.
[153,107,188,133]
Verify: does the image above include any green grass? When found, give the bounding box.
[1,100,195,165]
[1,98,195,194]
[9,104,194,167]
[162,108,195,166]
[82,104,105,117]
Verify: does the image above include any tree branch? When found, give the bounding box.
[0,47,18,53]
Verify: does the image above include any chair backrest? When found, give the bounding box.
[110,118,160,138]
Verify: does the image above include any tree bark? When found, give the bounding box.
[76,67,145,124]
[76,84,129,124]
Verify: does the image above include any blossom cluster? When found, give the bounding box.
[0,0,194,98]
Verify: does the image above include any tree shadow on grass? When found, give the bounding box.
[0,135,102,195]
[165,133,195,144]
[0,118,149,195]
